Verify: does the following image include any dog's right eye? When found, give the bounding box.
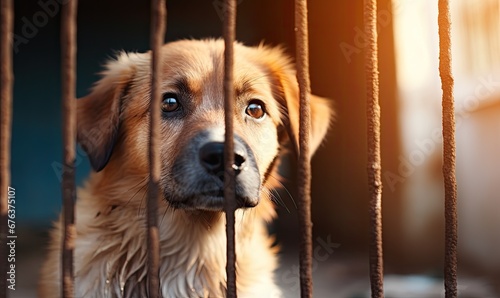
[246,99,266,120]
[161,93,181,113]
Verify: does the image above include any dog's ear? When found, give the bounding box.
[282,87,333,157]
[264,46,333,157]
[77,53,138,172]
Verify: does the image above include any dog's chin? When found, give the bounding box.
[167,193,258,212]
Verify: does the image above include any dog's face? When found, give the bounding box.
[77,39,331,212]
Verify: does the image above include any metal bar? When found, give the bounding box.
[223,0,237,297]
[294,1,313,297]
[0,0,14,296]
[60,1,78,297]
[438,0,458,297]
[363,0,384,297]
[148,0,166,297]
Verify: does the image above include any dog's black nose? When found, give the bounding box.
[199,142,246,177]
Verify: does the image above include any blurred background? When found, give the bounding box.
[8,0,500,297]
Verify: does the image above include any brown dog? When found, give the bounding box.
[39,39,332,297]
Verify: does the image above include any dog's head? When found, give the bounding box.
[77,39,332,212]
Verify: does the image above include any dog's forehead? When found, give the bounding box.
[159,40,270,91]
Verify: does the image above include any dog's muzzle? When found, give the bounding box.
[166,130,261,211]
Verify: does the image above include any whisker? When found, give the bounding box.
[238,207,257,232]
[269,174,297,209]
[137,187,148,216]
[159,205,169,226]
[125,175,149,193]
[125,178,149,209]
[263,186,290,213]
[123,176,149,204]
[201,212,221,230]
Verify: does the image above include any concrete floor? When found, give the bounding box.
[10,228,499,298]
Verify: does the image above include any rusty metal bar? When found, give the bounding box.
[60,1,78,297]
[364,0,384,297]
[0,0,14,296]
[223,0,237,297]
[294,0,313,297]
[148,0,166,297]
[438,0,458,297]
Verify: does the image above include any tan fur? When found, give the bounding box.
[39,39,332,298]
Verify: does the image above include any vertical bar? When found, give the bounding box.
[148,0,166,297]
[438,0,458,297]
[364,0,384,297]
[0,0,14,297]
[294,1,313,297]
[223,0,237,297]
[60,1,78,297]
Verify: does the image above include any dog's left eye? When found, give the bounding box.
[246,100,266,120]
[162,93,181,113]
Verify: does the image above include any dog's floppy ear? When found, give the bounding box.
[77,53,138,172]
[265,46,333,157]
[282,86,333,157]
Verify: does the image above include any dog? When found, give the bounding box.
[39,39,332,298]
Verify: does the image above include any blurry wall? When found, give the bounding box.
[392,0,500,281]
[456,101,500,273]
